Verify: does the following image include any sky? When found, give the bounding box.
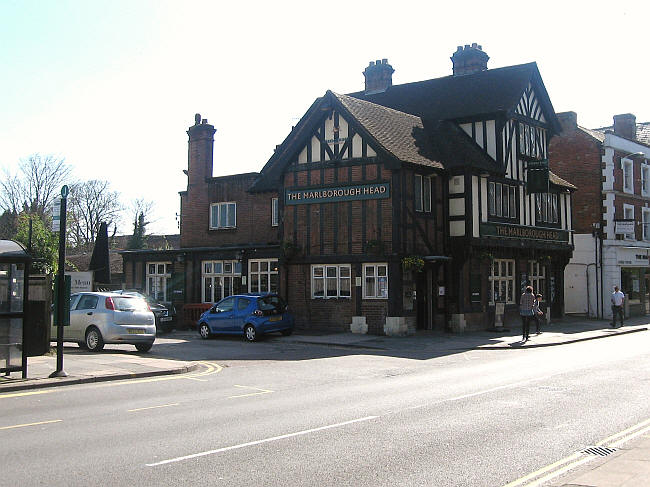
[1,0,649,235]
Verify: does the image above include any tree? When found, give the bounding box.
[0,210,18,239]
[66,180,122,251]
[14,213,58,274]
[0,154,72,218]
[127,212,147,249]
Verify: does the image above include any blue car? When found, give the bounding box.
[198,294,294,342]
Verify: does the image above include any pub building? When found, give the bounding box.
[121,44,575,333]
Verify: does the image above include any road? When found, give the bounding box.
[1,331,649,486]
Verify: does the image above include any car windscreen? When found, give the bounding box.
[112,296,149,312]
[257,295,285,312]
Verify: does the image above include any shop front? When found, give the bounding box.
[614,246,650,318]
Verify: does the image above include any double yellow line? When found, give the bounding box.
[503,417,650,487]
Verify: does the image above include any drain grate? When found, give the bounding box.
[582,446,617,457]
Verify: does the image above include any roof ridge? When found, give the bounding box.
[332,91,422,122]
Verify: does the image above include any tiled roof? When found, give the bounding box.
[593,122,650,146]
[549,171,576,190]
[349,63,556,126]
[332,92,442,168]
[578,125,605,143]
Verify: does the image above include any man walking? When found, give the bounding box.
[611,286,625,328]
[519,285,535,341]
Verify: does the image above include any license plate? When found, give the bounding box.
[160,317,172,322]
[128,328,146,334]
[269,316,282,322]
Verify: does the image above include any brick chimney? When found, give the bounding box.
[187,113,216,188]
[451,43,489,76]
[363,59,394,94]
[613,113,636,140]
[557,111,578,133]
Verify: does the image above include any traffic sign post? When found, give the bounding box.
[50,186,69,378]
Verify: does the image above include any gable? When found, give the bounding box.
[295,109,377,164]
[515,83,547,123]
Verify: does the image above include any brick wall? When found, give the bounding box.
[548,113,601,234]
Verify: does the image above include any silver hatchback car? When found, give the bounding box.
[51,292,156,352]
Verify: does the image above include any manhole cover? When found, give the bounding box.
[581,446,617,457]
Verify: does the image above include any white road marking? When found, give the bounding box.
[0,419,62,430]
[128,403,179,412]
[228,385,273,399]
[146,415,379,466]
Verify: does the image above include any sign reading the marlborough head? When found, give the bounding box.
[285,182,390,205]
[480,222,569,242]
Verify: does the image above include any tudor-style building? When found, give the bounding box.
[122,44,575,333]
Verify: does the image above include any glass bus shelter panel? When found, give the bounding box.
[0,263,25,371]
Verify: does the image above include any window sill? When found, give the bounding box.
[311,296,352,300]
[209,227,237,231]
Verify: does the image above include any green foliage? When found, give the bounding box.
[0,210,18,239]
[127,212,147,250]
[401,255,425,273]
[15,213,58,274]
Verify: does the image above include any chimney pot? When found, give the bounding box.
[202,119,207,124]
[194,113,201,125]
[451,43,489,76]
[363,58,395,94]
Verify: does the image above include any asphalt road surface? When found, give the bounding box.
[1,331,649,486]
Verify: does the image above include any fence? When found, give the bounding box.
[182,303,212,329]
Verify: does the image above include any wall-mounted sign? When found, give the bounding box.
[65,271,93,293]
[480,222,569,242]
[614,219,635,235]
[324,137,348,145]
[285,182,390,205]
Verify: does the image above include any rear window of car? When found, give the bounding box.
[257,295,285,312]
[112,297,149,311]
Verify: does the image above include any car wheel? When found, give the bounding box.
[244,324,258,342]
[85,327,104,352]
[135,342,153,353]
[281,328,293,336]
[199,323,211,340]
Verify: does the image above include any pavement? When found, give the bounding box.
[1,315,648,486]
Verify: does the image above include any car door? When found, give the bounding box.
[233,297,252,332]
[207,296,235,333]
[70,294,99,340]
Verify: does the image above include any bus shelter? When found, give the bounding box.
[0,240,31,378]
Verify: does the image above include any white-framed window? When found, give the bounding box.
[488,181,517,219]
[642,164,649,197]
[415,174,432,213]
[643,208,650,241]
[210,202,236,229]
[624,204,635,240]
[488,259,515,305]
[271,198,279,226]
[249,259,279,294]
[363,263,388,299]
[311,264,351,299]
[623,159,634,194]
[146,262,171,302]
[528,261,546,296]
[535,193,559,224]
[202,260,242,303]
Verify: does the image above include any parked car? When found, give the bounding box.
[198,293,294,342]
[50,291,156,352]
[114,290,176,333]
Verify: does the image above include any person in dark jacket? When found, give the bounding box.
[533,293,544,334]
[519,286,535,341]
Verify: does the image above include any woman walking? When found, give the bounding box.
[519,285,535,341]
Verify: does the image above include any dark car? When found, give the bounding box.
[114,290,176,333]
[198,293,294,342]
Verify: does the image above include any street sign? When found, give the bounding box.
[52,197,61,232]
[61,185,69,198]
